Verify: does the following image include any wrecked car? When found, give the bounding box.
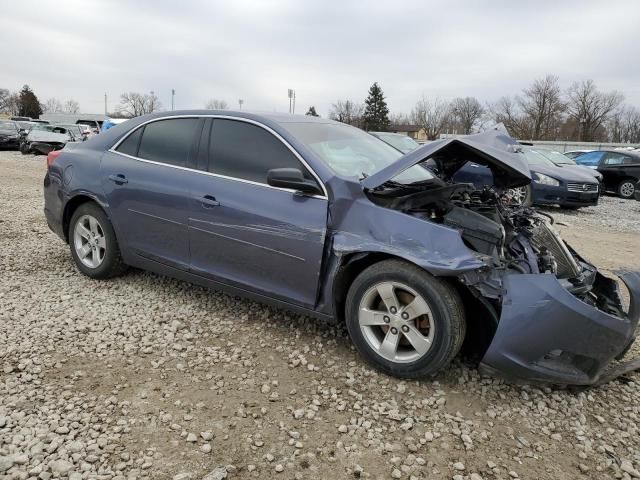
[24,124,79,155]
[43,111,640,386]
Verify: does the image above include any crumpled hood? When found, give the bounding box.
[27,131,68,143]
[362,129,531,189]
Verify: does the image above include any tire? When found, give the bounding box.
[68,202,127,279]
[345,259,466,379]
[19,143,29,155]
[618,179,636,199]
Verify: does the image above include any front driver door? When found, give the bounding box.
[188,118,328,309]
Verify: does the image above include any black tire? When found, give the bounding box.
[19,143,29,155]
[345,259,466,379]
[618,179,636,199]
[68,202,127,279]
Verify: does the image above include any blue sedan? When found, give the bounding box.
[42,111,640,385]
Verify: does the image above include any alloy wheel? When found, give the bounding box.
[507,186,527,205]
[73,214,106,268]
[620,181,635,198]
[358,281,435,363]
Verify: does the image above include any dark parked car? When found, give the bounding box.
[535,148,603,183]
[454,146,600,208]
[574,150,640,199]
[43,111,640,385]
[369,132,421,154]
[0,120,20,149]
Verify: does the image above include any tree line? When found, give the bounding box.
[4,78,639,143]
[328,76,640,143]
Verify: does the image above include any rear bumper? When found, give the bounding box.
[480,271,640,385]
[532,184,599,207]
[43,172,66,242]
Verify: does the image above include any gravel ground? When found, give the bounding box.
[2,149,640,480]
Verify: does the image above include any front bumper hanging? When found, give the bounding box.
[479,271,640,386]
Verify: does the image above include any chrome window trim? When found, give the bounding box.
[108,114,328,199]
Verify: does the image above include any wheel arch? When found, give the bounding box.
[62,194,108,243]
[331,251,480,323]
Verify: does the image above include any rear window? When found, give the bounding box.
[137,118,200,167]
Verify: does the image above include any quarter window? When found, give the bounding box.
[137,118,200,167]
[116,127,143,156]
[208,119,316,185]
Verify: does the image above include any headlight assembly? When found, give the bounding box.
[533,172,560,187]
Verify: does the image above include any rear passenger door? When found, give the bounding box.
[187,118,328,309]
[101,117,204,270]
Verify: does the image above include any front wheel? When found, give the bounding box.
[345,260,466,379]
[618,179,636,199]
[68,202,127,279]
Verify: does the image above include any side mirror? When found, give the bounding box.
[267,168,321,194]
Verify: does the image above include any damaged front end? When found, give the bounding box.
[364,130,640,385]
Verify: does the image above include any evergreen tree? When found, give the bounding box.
[363,82,390,131]
[18,85,43,118]
[305,106,319,117]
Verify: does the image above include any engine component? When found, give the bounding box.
[443,206,505,257]
[530,222,580,278]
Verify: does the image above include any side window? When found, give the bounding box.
[116,127,143,157]
[208,119,316,185]
[604,153,628,165]
[575,151,604,166]
[137,118,200,167]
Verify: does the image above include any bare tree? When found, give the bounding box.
[64,99,80,114]
[205,99,228,110]
[42,98,64,113]
[0,88,10,112]
[3,93,20,116]
[566,79,623,141]
[490,96,532,139]
[608,106,640,143]
[519,75,565,140]
[450,97,484,134]
[329,100,365,128]
[389,112,411,125]
[410,97,451,140]
[116,92,162,117]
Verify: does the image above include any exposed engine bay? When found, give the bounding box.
[367,174,625,318]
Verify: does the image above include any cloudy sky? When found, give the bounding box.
[2,0,639,117]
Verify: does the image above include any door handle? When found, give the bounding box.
[201,195,220,207]
[108,174,128,184]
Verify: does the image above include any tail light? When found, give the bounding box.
[46,150,62,169]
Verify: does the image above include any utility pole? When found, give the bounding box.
[293,90,296,114]
[238,99,244,110]
[288,89,294,113]
[104,93,107,115]
[171,89,175,111]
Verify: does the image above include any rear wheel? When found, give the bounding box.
[68,202,127,279]
[345,260,466,379]
[618,179,636,199]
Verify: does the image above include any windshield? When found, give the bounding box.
[0,121,18,131]
[284,122,434,184]
[523,148,556,166]
[534,148,576,165]
[373,133,420,154]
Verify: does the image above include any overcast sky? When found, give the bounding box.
[2,0,639,117]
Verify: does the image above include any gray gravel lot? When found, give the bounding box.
[1,149,640,480]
